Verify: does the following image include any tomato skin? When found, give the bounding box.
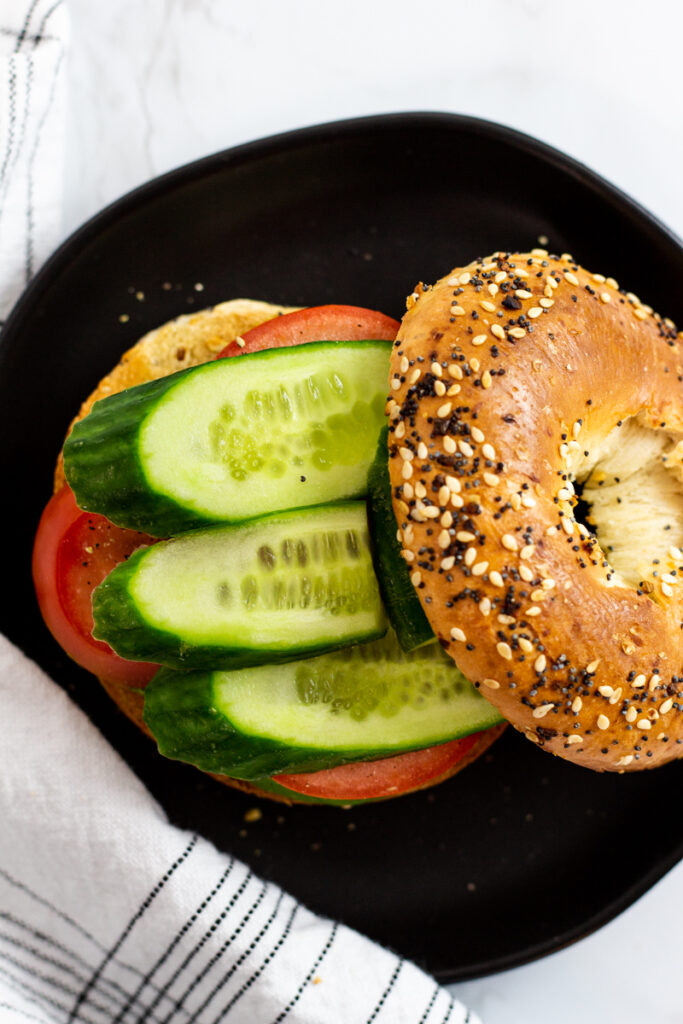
[273,733,482,801]
[217,304,400,357]
[32,486,158,685]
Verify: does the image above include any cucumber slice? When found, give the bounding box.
[92,502,386,669]
[367,426,434,650]
[64,340,391,535]
[143,631,504,779]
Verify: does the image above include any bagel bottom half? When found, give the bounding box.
[58,298,504,805]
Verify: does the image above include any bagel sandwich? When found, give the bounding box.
[34,296,505,806]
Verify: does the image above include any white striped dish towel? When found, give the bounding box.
[0,3,481,1022]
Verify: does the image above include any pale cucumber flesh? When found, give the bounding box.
[143,630,504,778]
[93,502,387,668]
[141,340,390,521]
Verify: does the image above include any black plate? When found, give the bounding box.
[3,112,683,982]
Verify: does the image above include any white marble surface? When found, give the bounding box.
[61,1,683,1021]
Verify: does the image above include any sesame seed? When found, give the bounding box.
[648,674,661,692]
[561,517,575,535]
[437,402,452,418]
[541,578,556,590]
[534,654,547,672]
[515,289,532,299]
[606,277,618,289]
[497,641,513,660]
[483,677,501,690]
[469,357,480,371]
[558,488,572,501]
[566,735,583,745]
[527,307,543,319]
[438,530,451,549]
[669,546,683,560]
[508,327,526,339]
[458,440,474,458]
[491,323,505,340]
[586,659,600,673]
[459,272,471,285]
[539,297,554,309]
[481,371,492,389]
[457,530,476,542]
[399,356,409,373]
[520,545,535,560]
[497,614,515,625]
[431,361,443,378]
[625,707,638,722]
[451,493,464,508]
[479,597,491,616]
[565,272,580,286]
[662,582,674,597]
[487,282,499,296]
[526,606,542,617]
[409,368,421,384]
[417,441,429,460]
[399,447,414,461]
[471,426,485,443]
[597,715,610,730]
[519,637,533,653]
[632,675,647,688]
[438,486,451,506]
[519,565,533,582]
[637,718,652,731]
[448,364,463,380]
[616,754,633,767]
[471,561,489,576]
[447,384,461,396]
[440,556,455,570]
[483,472,499,487]
[434,379,447,396]
[600,292,611,303]
[443,436,457,454]
[391,378,401,390]
[572,696,583,712]
[633,307,648,320]
[401,549,414,562]
[482,442,496,460]
[464,547,477,566]
[480,300,496,313]
[401,462,413,480]
[510,493,522,511]
[598,685,614,697]
[530,589,547,602]
[451,305,466,316]
[533,704,554,719]
[423,506,440,519]
[521,495,536,509]
[450,627,467,642]
[402,482,414,499]
[559,443,569,458]
[490,570,505,588]
[502,534,518,551]
[609,688,623,705]
[660,698,674,714]
[394,421,405,438]
[445,475,461,492]
[471,334,487,347]
[592,273,606,283]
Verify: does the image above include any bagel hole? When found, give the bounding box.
[569,418,683,595]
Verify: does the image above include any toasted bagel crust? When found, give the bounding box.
[388,252,683,772]
[61,297,502,802]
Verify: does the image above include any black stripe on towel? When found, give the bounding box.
[209,900,300,1022]
[67,835,198,1023]
[269,921,340,1024]
[111,858,236,1024]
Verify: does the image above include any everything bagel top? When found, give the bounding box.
[387,250,683,772]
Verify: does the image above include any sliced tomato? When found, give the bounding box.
[217,304,400,357]
[273,733,483,801]
[32,486,158,685]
